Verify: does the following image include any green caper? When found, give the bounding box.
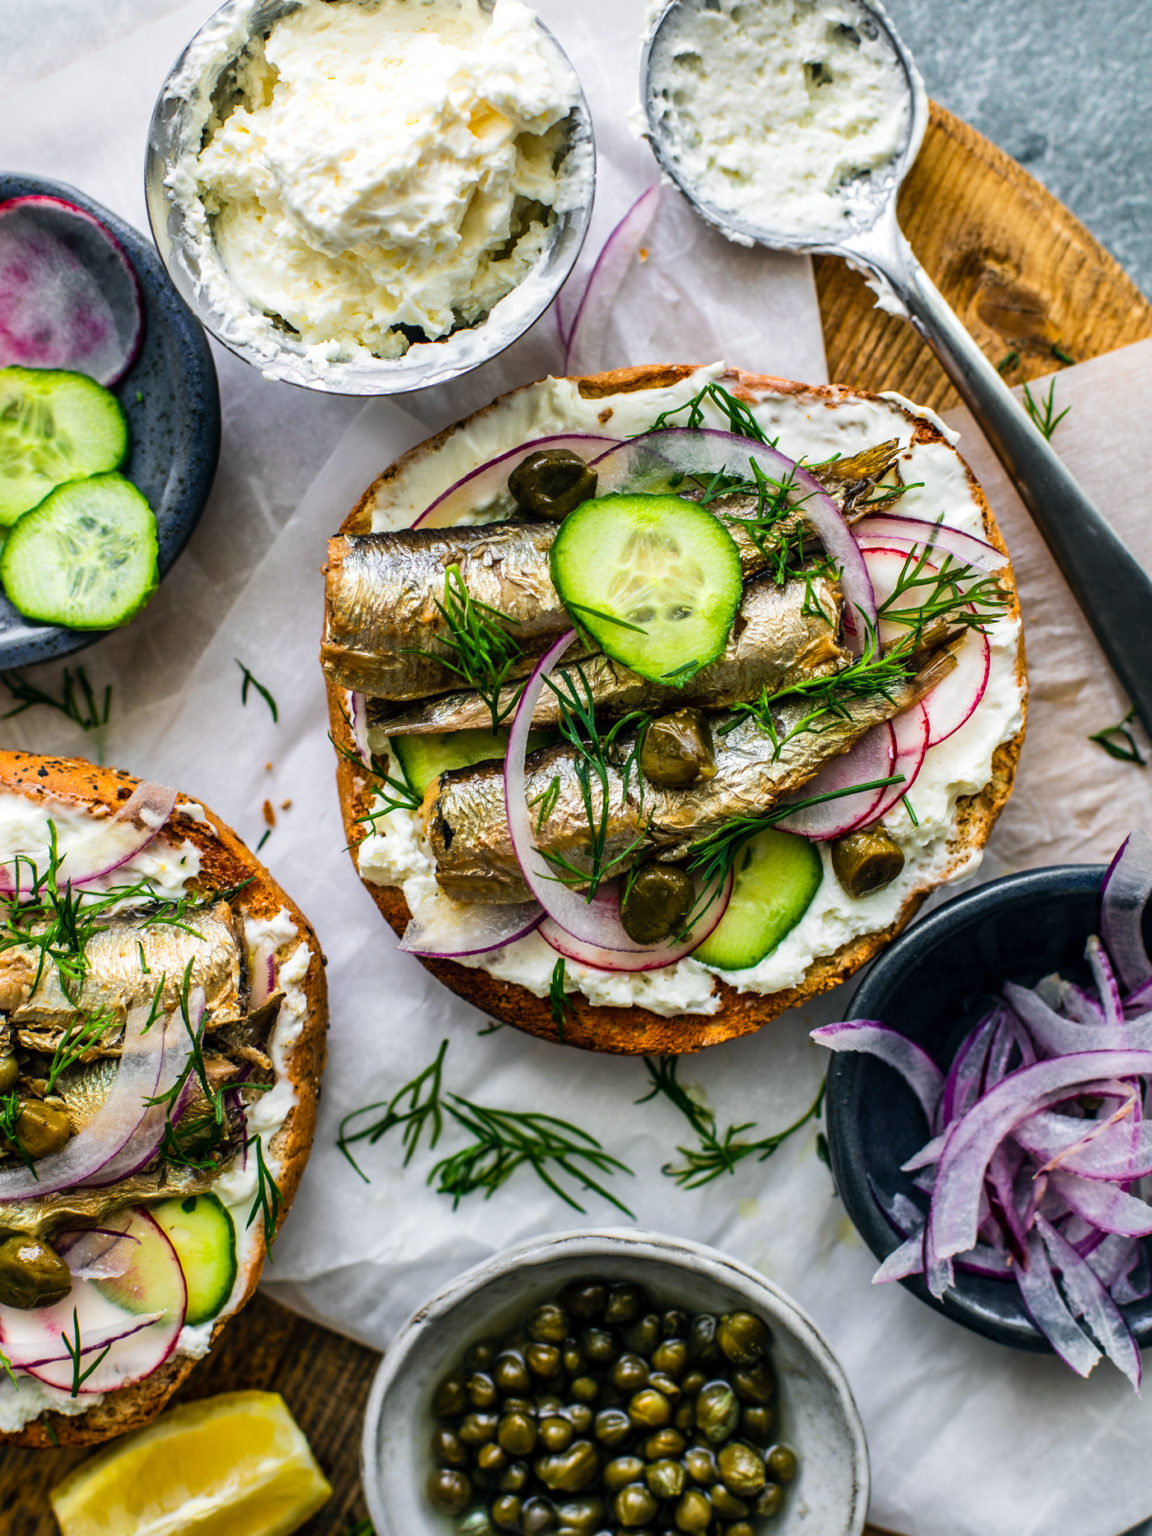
[559,1279,608,1321]
[623,1313,660,1355]
[434,1373,469,1417]
[594,1408,632,1449]
[695,1381,739,1444]
[673,1401,694,1434]
[432,1427,469,1467]
[716,1312,771,1367]
[528,1304,570,1344]
[604,1455,646,1491]
[651,1339,687,1378]
[766,1443,798,1483]
[647,1372,680,1402]
[643,1427,685,1460]
[605,1283,649,1327]
[508,449,597,522]
[554,1493,605,1531]
[467,1372,500,1410]
[683,1446,718,1486]
[494,1350,532,1395]
[477,1443,508,1473]
[710,1483,750,1518]
[428,1468,472,1515]
[537,1395,564,1417]
[681,1370,706,1395]
[539,1416,574,1452]
[571,1375,600,1403]
[579,1327,619,1366]
[645,1459,685,1499]
[627,1389,671,1430]
[673,1488,713,1531]
[615,1484,659,1527]
[741,1405,774,1443]
[567,1403,594,1434]
[755,1482,785,1518]
[717,1441,766,1496]
[731,1360,775,1404]
[521,1495,559,1534]
[687,1314,719,1364]
[537,1440,599,1493]
[660,1308,690,1339]
[526,1342,563,1378]
[499,1461,530,1493]
[467,1340,498,1372]
[831,826,905,898]
[11,1100,71,1158]
[490,1493,522,1531]
[0,1055,19,1095]
[458,1508,495,1536]
[728,1523,756,1536]
[640,709,716,789]
[619,863,695,946]
[0,1233,72,1311]
[563,1342,586,1376]
[612,1353,649,1393]
[459,1412,499,1446]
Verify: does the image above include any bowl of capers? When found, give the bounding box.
[361,1228,869,1536]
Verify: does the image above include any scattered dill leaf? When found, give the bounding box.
[477,1020,505,1037]
[550,958,569,1041]
[647,382,776,446]
[62,1310,111,1397]
[996,350,1020,376]
[1090,707,1146,766]
[1023,378,1070,441]
[337,1039,448,1182]
[256,828,272,852]
[1,666,111,733]
[1050,342,1075,365]
[42,1416,59,1444]
[902,796,920,826]
[236,661,279,723]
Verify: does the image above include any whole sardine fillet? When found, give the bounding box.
[422,653,952,904]
[0,902,244,1051]
[369,571,846,741]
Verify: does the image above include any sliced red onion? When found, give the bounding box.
[857,702,929,828]
[348,691,371,766]
[593,429,877,652]
[1086,936,1124,1029]
[564,186,661,376]
[400,896,544,959]
[0,779,178,898]
[1013,1106,1152,1181]
[1016,1229,1103,1379]
[1036,1215,1141,1388]
[937,1006,1001,1130]
[1047,1169,1152,1237]
[873,1230,925,1283]
[852,513,1006,573]
[413,435,619,531]
[811,1022,943,1123]
[1112,1245,1152,1305]
[773,723,894,839]
[1005,979,1152,1054]
[249,947,278,1011]
[56,1227,139,1282]
[1101,831,1152,995]
[539,871,733,973]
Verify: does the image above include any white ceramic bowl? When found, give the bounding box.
[361,1228,869,1535]
[144,0,594,396]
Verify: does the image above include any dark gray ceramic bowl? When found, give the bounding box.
[824,863,1152,1353]
[0,174,220,669]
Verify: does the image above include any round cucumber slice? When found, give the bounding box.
[0,471,157,629]
[150,1193,238,1327]
[693,828,823,971]
[0,365,128,524]
[550,493,743,684]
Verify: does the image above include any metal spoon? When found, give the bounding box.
[641,0,1152,734]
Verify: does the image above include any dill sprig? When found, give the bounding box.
[329,701,421,825]
[875,544,1008,638]
[647,382,777,446]
[638,1056,825,1188]
[62,1309,110,1398]
[145,962,227,1154]
[247,1135,285,1250]
[0,1349,17,1392]
[45,1008,116,1094]
[1,666,111,733]
[1023,378,1070,441]
[0,1091,36,1177]
[549,958,569,1041]
[236,661,279,723]
[1090,707,1146,766]
[337,1039,448,1182]
[409,565,525,732]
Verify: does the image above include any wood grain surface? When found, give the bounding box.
[4,102,1150,1536]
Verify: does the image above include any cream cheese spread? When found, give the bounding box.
[646,0,910,242]
[353,366,1024,1019]
[176,0,579,364]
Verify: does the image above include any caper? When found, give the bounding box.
[459,1412,499,1446]
[468,1372,500,1410]
[623,1313,660,1355]
[615,1484,659,1527]
[643,1427,685,1460]
[731,1360,775,1404]
[571,1375,600,1403]
[683,1446,718,1486]
[647,1372,680,1402]
[612,1352,649,1393]
[478,1443,508,1473]
[766,1443,798,1483]
[604,1455,646,1491]
[727,1524,756,1536]
[651,1339,687,1378]
[527,1342,563,1379]
[434,1374,469,1417]
[503,1397,535,1414]
[490,1493,522,1530]
[432,1427,469,1467]
[567,1403,594,1434]
[716,1312,771,1367]
[687,1314,719,1364]
[627,1389,671,1430]
[428,1469,472,1515]
[660,1308,690,1339]
[593,1407,632,1449]
[673,1488,712,1531]
[555,1495,605,1531]
[681,1370,706,1395]
[499,1461,530,1493]
[521,1495,559,1534]
[529,1304,570,1344]
[645,1458,686,1499]
[604,1283,648,1327]
[619,863,695,946]
[695,1381,739,1444]
[11,1100,71,1158]
[538,1395,564,1417]
[754,1482,785,1518]
[740,1405,774,1443]
[831,825,906,898]
[560,1340,583,1373]
[493,1350,531,1395]
[559,1279,609,1321]
[0,1233,72,1311]
[717,1441,766,1496]
[640,708,716,789]
[540,1416,574,1452]
[538,1441,599,1493]
[458,1508,495,1536]
[0,1055,19,1095]
[709,1484,750,1518]
[673,1402,694,1434]
[467,1340,498,1372]
[579,1327,619,1366]
[508,449,598,522]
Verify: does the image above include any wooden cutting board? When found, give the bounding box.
[4,103,1150,1536]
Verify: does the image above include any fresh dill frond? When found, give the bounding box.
[236,660,279,723]
[408,565,525,732]
[0,666,111,734]
[528,775,562,835]
[246,1135,285,1250]
[646,382,777,446]
[996,350,1020,376]
[566,602,648,635]
[0,1091,36,1177]
[45,1009,115,1094]
[62,1309,111,1397]
[336,1039,448,1182]
[1089,707,1146,766]
[1050,342,1075,365]
[902,796,920,826]
[1023,378,1070,441]
[549,958,569,1041]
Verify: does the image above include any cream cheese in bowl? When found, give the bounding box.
[147,0,594,393]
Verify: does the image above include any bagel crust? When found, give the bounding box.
[0,752,328,1446]
[328,364,1026,1055]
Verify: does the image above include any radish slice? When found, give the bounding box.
[539,871,734,973]
[564,186,661,376]
[413,435,619,530]
[0,196,143,386]
[593,428,877,652]
[18,1209,186,1394]
[773,721,895,839]
[400,894,543,958]
[853,513,1006,573]
[857,702,929,828]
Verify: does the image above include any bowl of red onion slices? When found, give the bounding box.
[817,833,1152,1386]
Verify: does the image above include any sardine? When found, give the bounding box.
[369,571,847,741]
[0,1158,235,1241]
[1,902,245,1052]
[422,651,954,904]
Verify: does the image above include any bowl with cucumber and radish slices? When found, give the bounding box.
[322,364,1027,1055]
[0,175,219,665]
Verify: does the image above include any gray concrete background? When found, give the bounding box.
[883,0,1152,298]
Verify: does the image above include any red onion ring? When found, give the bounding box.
[538,871,733,973]
[412,435,619,531]
[400,898,544,959]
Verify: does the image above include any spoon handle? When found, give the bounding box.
[853,226,1152,736]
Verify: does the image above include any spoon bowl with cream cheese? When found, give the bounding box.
[642,0,1152,745]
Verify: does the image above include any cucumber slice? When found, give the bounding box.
[693,828,823,971]
[0,366,128,524]
[0,471,157,629]
[393,727,552,798]
[550,493,742,684]
[150,1194,238,1327]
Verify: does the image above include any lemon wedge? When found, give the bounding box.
[50,1391,332,1536]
